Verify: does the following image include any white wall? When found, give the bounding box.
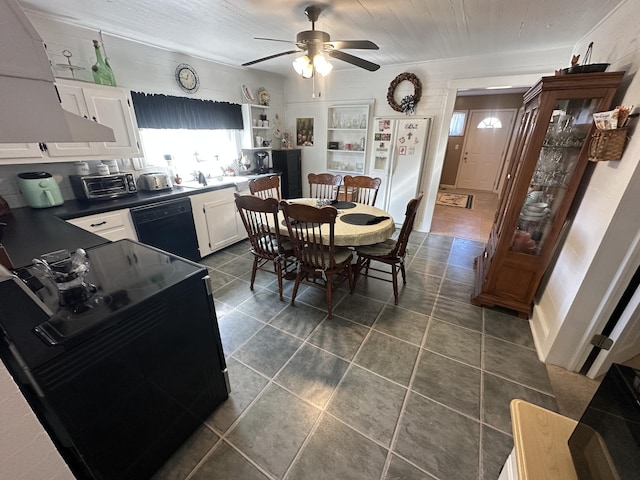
[0,362,74,479]
[0,8,285,208]
[282,48,568,231]
[0,9,284,478]
[531,0,640,368]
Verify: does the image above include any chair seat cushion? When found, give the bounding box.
[257,235,292,255]
[356,238,397,257]
[303,245,353,267]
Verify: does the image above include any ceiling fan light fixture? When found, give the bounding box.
[293,55,310,75]
[313,54,333,77]
[302,63,314,78]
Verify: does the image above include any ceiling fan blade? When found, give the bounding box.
[254,37,296,44]
[327,50,380,71]
[242,50,299,67]
[327,40,379,50]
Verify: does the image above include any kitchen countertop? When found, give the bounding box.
[510,400,578,480]
[0,170,281,268]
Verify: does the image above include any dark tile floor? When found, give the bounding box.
[152,233,557,480]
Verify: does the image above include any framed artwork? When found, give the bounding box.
[296,118,314,146]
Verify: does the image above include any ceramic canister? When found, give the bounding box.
[74,161,90,175]
[96,163,110,175]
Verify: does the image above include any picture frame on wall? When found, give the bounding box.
[296,118,314,146]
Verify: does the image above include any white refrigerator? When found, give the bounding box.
[368,117,432,223]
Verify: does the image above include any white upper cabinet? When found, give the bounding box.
[0,79,142,163]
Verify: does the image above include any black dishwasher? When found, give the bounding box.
[130,197,200,261]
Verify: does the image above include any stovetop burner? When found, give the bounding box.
[27,240,205,347]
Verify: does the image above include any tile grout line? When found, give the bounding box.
[281,292,390,480]
[379,301,441,479]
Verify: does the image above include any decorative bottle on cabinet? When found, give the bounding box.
[471,72,624,318]
[91,40,116,86]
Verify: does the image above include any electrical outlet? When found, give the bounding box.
[120,158,131,167]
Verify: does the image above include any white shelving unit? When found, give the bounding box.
[241,103,272,168]
[326,103,371,175]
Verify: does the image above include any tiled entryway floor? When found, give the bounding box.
[153,233,557,480]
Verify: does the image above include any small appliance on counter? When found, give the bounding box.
[17,172,64,208]
[70,173,137,201]
[254,150,270,173]
[137,172,173,191]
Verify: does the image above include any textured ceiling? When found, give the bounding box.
[20,0,624,75]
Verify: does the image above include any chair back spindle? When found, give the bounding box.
[308,173,342,200]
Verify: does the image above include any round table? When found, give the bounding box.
[280,199,396,247]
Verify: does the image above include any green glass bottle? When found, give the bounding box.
[92,40,116,86]
[101,40,117,86]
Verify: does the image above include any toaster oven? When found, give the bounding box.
[70,173,137,201]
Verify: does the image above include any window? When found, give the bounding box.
[477,117,503,129]
[449,111,467,136]
[139,128,243,178]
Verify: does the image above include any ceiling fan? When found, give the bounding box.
[241,4,380,75]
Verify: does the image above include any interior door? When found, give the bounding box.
[456,109,516,191]
[587,284,640,378]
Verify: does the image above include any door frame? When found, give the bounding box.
[568,228,640,377]
[454,108,517,192]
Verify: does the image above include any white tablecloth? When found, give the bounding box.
[280,199,396,247]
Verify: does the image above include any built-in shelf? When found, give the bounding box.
[326,103,372,175]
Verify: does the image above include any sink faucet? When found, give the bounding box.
[197,171,207,186]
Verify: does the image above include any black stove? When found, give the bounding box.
[0,239,229,480]
[21,240,200,349]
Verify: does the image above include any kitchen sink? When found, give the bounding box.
[177,177,249,192]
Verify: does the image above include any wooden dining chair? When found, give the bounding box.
[280,200,354,317]
[343,175,382,206]
[234,193,294,300]
[248,175,281,200]
[354,192,424,305]
[308,173,342,200]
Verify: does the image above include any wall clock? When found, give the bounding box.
[175,63,199,94]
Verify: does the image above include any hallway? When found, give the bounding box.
[430,188,498,243]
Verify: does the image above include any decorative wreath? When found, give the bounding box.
[387,72,422,115]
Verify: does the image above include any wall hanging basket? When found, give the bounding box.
[589,127,629,162]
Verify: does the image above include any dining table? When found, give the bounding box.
[279,198,396,247]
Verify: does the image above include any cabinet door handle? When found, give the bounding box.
[92,116,97,122]
[90,221,107,227]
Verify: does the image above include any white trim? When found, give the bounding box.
[570,229,640,372]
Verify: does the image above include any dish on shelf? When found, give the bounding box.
[257,87,270,106]
[520,212,547,222]
[242,84,255,103]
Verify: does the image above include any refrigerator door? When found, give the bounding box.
[386,118,431,222]
[369,117,396,214]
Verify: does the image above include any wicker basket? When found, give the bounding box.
[589,127,629,161]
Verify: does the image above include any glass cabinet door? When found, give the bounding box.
[510,96,602,255]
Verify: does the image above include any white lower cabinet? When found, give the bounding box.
[498,448,518,480]
[191,188,246,257]
[67,209,137,242]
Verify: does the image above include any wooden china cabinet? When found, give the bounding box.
[471,72,624,317]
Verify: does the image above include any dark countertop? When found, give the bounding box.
[0,170,282,269]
